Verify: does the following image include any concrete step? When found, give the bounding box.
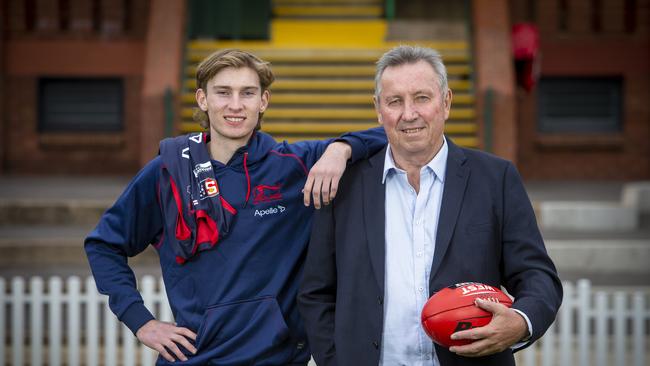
[546,239,650,286]
[539,201,639,231]
[0,199,110,226]
[0,226,160,276]
[622,181,650,214]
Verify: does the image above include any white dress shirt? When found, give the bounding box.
[379,139,448,366]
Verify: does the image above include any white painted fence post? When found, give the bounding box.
[141,276,157,365]
[159,277,173,322]
[594,291,607,366]
[104,300,117,366]
[67,277,81,366]
[30,277,44,366]
[559,281,573,366]
[521,340,535,366]
[85,277,99,366]
[577,279,590,366]
[0,278,5,366]
[122,323,136,366]
[49,277,63,366]
[632,292,646,366]
[541,320,555,366]
[613,291,627,366]
[11,277,25,366]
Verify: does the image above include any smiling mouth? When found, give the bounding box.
[224,116,245,123]
[402,127,424,134]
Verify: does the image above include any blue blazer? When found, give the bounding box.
[298,138,562,366]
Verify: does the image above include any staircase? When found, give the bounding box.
[179,1,478,147]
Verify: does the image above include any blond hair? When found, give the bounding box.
[193,49,275,130]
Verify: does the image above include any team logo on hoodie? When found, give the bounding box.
[253,184,282,205]
[193,161,213,178]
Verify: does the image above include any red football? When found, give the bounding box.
[421,282,513,347]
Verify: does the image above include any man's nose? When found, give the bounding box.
[402,100,418,121]
[229,95,243,110]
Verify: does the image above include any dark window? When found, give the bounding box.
[538,77,622,133]
[39,78,123,132]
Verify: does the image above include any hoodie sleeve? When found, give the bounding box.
[279,127,387,169]
[84,157,164,334]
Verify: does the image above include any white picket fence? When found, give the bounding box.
[0,277,648,366]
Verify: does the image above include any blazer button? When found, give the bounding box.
[377,296,383,305]
[373,341,379,349]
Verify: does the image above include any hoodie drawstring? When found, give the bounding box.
[243,151,251,207]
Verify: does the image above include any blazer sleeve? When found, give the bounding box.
[297,205,339,366]
[500,162,563,344]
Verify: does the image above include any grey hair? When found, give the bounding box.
[374,45,448,102]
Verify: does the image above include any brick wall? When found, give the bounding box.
[0,0,183,175]
[4,75,143,174]
[511,0,650,180]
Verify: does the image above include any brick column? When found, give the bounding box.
[139,0,186,167]
[472,0,517,163]
[0,0,4,173]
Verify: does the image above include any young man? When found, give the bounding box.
[298,45,562,366]
[85,49,384,365]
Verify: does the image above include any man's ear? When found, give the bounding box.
[444,88,453,111]
[443,88,453,119]
[196,89,208,111]
[373,96,383,125]
[260,89,270,113]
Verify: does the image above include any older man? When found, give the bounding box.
[298,45,562,366]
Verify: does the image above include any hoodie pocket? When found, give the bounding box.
[195,296,290,361]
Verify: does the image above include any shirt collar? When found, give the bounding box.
[382,136,448,184]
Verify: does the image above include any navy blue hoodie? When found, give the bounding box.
[85,129,385,365]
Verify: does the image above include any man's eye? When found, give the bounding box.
[388,99,401,106]
[216,90,229,96]
[416,96,430,102]
[243,91,256,96]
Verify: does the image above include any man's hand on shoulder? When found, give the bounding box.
[136,319,198,362]
[448,298,529,357]
[303,141,352,209]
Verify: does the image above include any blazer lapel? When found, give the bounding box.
[363,146,387,294]
[429,139,469,286]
